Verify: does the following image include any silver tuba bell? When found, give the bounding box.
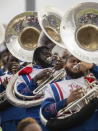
[38,6,65,49]
[60,2,98,64]
[5,11,41,62]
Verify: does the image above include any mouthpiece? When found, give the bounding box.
[73,63,80,70]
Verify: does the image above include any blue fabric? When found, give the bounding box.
[22,74,31,88]
[33,65,43,69]
[42,98,67,119]
[0,69,5,76]
[91,64,98,79]
[17,75,38,96]
[1,120,19,131]
[0,105,49,131]
[50,83,60,102]
[0,85,5,93]
[0,105,40,123]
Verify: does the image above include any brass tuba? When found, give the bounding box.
[5,8,64,107]
[40,2,98,125]
[5,11,41,62]
[5,11,43,107]
[6,65,45,108]
[58,1,98,119]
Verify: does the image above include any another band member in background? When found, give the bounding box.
[0,55,21,130]
[41,55,98,131]
[0,55,20,94]
[17,117,42,131]
[52,45,71,64]
[0,49,11,76]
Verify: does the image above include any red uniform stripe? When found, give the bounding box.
[54,82,64,100]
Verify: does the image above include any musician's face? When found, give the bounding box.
[1,51,10,65]
[65,56,80,73]
[7,56,20,74]
[64,56,84,78]
[23,123,42,131]
[62,50,70,62]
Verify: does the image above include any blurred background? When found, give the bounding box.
[0,0,98,24]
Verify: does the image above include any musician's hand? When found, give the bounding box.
[1,77,9,88]
[33,69,52,82]
[78,62,93,72]
[67,88,85,104]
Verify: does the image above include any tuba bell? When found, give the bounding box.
[38,6,66,49]
[5,11,41,62]
[60,2,98,64]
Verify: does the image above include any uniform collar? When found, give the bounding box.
[33,65,43,69]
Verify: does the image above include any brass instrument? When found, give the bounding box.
[5,8,65,107]
[5,12,41,62]
[6,64,45,108]
[40,75,98,125]
[38,6,65,48]
[4,11,43,107]
[33,54,65,95]
[58,1,98,119]
[33,68,65,95]
[57,81,98,119]
[40,2,98,125]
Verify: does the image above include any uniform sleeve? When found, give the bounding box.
[41,85,67,120]
[91,64,98,79]
[15,75,38,96]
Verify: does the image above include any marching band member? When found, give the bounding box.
[0,46,52,131]
[0,55,20,100]
[0,49,11,76]
[0,55,21,130]
[16,46,64,96]
[15,46,64,131]
[16,46,53,96]
[17,117,42,131]
[41,55,98,131]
